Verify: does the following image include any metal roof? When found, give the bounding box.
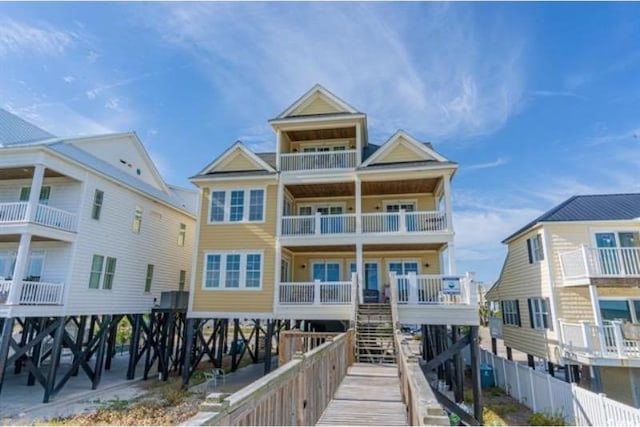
[504,193,640,243]
[0,108,54,146]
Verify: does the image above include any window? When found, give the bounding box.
[388,261,419,276]
[600,299,633,322]
[312,262,341,282]
[132,206,143,233]
[89,255,104,289]
[145,264,154,292]
[202,252,263,289]
[527,234,544,263]
[92,190,104,220]
[208,188,265,223]
[179,270,186,291]
[103,257,117,290]
[178,223,186,247]
[528,298,551,329]
[502,300,521,326]
[281,258,291,282]
[20,186,51,205]
[248,189,264,221]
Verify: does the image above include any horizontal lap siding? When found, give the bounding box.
[218,153,263,172]
[556,287,594,323]
[0,241,72,283]
[192,180,277,314]
[373,138,428,164]
[0,177,81,213]
[601,367,635,407]
[66,173,195,315]
[547,223,591,287]
[495,229,556,358]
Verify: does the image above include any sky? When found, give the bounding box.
[1,2,639,283]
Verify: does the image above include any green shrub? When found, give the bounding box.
[528,411,566,426]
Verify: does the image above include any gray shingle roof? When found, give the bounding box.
[256,152,276,168]
[0,108,54,146]
[504,193,640,243]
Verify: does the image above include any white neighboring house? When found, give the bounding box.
[0,109,197,318]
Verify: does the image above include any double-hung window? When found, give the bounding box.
[179,270,187,291]
[502,300,521,326]
[145,264,154,292]
[178,223,186,247]
[92,190,104,220]
[528,297,551,329]
[527,234,544,263]
[89,255,116,289]
[89,255,104,289]
[20,186,51,205]
[203,252,263,289]
[103,257,117,290]
[132,206,143,233]
[208,188,265,223]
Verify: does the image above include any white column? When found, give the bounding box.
[355,176,362,234]
[356,242,363,304]
[589,284,603,326]
[273,243,282,311]
[7,233,32,304]
[447,243,457,275]
[355,123,362,165]
[408,272,418,304]
[275,181,284,238]
[443,174,453,232]
[275,129,282,171]
[25,164,45,223]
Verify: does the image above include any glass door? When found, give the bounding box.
[595,232,619,275]
[312,262,340,282]
[385,202,416,232]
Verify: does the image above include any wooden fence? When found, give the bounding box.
[277,331,343,366]
[201,329,354,426]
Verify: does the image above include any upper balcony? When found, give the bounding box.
[280,149,358,172]
[558,246,640,285]
[0,202,76,233]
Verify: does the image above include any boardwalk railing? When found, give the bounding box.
[559,246,640,282]
[281,213,356,236]
[559,320,640,359]
[280,149,357,171]
[480,349,640,426]
[197,330,354,426]
[277,331,343,366]
[0,201,76,232]
[0,280,64,305]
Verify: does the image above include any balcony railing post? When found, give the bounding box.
[314,279,321,305]
[581,245,591,277]
[580,321,593,354]
[399,209,406,233]
[617,248,627,276]
[314,212,321,235]
[611,320,625,357]
[408,272,418,304]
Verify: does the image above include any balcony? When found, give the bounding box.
[558,246,640,284]
[0,202,76,233]
[280,210,447,238]
[276,277,356,320]
[280,150,357,172]
[559,320,640,366]
[0,279,65,305]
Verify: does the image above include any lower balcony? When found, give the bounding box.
[0,279,65,305]
[0,202,77,233]
[276,279,355,321]
[558,246,640,285]
[559,320,640,367]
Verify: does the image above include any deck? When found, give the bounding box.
[316,363,407,426]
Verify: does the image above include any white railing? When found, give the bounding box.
[559,246,640,282]
[560,320,640,360]
[34,204,76,232]
[0,202,28,223]
[280,149,357,171]
[480,349,640,426]
[489,316,503,339]
[281,213,356,236]
[0,280,64,305]
[278,280,352,305]
[0,201,76,232]
[361,210,447,233]
[391,273,474,306]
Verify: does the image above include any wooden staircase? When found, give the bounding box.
[355,303,396,364]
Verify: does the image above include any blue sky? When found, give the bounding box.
[1,2,639,282]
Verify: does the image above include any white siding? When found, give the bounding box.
[0,241,72,283]
[0,177,81,213]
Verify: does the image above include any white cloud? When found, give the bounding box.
[143,3,525,141]
[531,90,587,101]
[63,75,76,83]
[104,97,122,112]
[0,16,74,57]
[465,157,509,171]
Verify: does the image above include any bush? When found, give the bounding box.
[528,412,566,426]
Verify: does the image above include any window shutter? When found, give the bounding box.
[515,299,522,326]
[527,299,535,328]
[501,301,506,323]
[526,239,533,264]
[544,298,552,330]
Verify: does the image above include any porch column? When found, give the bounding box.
[273,181,284,311]
[356,243,363,304]
[25,164,45,223]
[355,123,362,165]
[443,174,453,232]
[275,129,282,171]
[274,243,282,309]
[355,176,362,234]
[7,233,32,305]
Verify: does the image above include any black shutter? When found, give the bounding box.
[501,301,506,323]
[544,298,552,330]
[527,299,535,328]
[526,239,533,264]
[515,299,522,327]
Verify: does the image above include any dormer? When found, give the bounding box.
[269,85,367,171]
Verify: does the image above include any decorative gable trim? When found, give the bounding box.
[276,84,359,119]
[198,141,276,175]
[360,130,448,167]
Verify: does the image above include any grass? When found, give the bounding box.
[528,411,567,426]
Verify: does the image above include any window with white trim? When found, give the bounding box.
[145,264,154,292]
[203,252,263,289]
[527,234,544,263]
[132,206,143,233]
[89,255,104,289]
[179,270,187,291]
[103,257,117,290]
[20,186,51,205]
[89,255,116,290]
[92,189,104,220]
[178,223,186,247]
[208,189,265,223]
[528,297,551,329]
[502,300,521,326]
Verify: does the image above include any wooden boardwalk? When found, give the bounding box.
[316,363,407,426]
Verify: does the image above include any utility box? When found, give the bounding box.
[159,291,189,309]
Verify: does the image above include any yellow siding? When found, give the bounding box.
[546,223,592,285]
[192,180,277,314]
[493,228,556,359]
[290,251,441,282]
[373,137,433,164]
[295,96,342,116]
[216,151,262,172]
[556,287,594,323]
[600,367,634,407]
